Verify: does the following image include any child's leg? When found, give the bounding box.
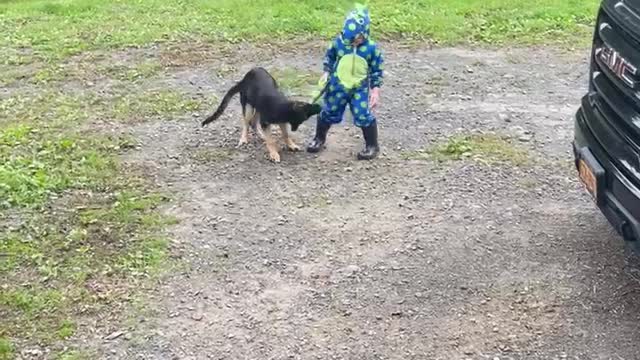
[307,79,349,153]
[349,86,380,160]
[349,86,375,127]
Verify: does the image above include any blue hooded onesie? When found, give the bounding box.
[318,4,384,128]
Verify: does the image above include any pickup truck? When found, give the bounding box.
[573,0,640,251]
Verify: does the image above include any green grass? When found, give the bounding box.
[0,337,14,360]
[0,89,180,354]
[56,350,92,360]
[191,148,235,163]
[102,61,164,82]
[0,59,165,87]
[403,133,532,166]
[110,90,205,122]
[0,0,600,62]
[271,68,322,97]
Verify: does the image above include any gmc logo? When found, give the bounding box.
[597,44,638,88]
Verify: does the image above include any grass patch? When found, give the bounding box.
[0,0,600,61]
[403,133,531,166]
[0,126,121,209]
[56,350,92,360]
[271,68,321,97]
[100,61,164,82]
[1,59,164,87]
[0,89,175,353]
[192,148,234,163]
[110,90,204,122]
[0,338,14,360]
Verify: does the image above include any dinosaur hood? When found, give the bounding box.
[340,4,371,44]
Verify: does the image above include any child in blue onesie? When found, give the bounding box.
[306,3,384,160]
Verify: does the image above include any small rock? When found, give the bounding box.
[23,349,44,357]
[105,331,124,340]
[192,312,204,321]
[342,265,361,277]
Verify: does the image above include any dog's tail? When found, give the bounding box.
[201,81,244,127]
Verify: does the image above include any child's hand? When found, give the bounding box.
[369,87,380,109]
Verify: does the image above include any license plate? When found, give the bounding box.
[578,158,597,199]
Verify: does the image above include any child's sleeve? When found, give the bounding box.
[369,45,384,88]
[323,38,339,73]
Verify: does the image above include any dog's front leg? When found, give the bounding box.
[263,125,281,162]
[279,124,300,151]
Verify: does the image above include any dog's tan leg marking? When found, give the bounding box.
[253,113,265,140]
[239,105,255,146]
[263,125,281,162]
[279,123,300,151]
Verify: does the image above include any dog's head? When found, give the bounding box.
[289,101,322,131]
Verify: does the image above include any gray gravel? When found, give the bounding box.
[84,43,640,359]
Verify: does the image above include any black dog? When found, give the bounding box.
[201,67,321,162]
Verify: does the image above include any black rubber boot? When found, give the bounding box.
[357,122,380,160]
[307,117,331,153]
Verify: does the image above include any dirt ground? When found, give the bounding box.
[76,42,640,359]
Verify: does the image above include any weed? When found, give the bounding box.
[55,349,93,360]
[101,61,164,82]
[111,90,203,122]
[192,148,234,163]
[403,133,531,166]
[0,338,14,360]
[56,320,76,340]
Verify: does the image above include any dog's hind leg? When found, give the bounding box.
[253,113,265,140]
[279,124,300,151]
[238,104,255,147]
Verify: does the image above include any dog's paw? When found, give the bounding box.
[237,137,249,147]
[267,151,281,163]
[286,142,301,152]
